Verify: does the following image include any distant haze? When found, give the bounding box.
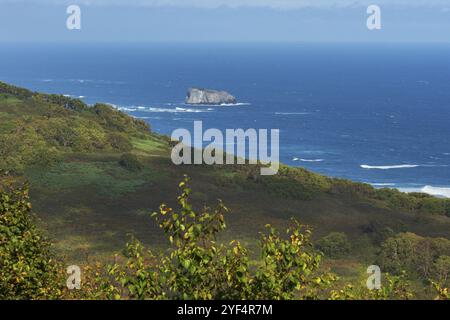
[1,0,450,42]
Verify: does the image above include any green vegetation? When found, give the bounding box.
[1,81,450,299]
[0,173,62,299]
[1,173,449,299]
[379,232,450,287]
[316,232,351,258]
[0,81,150,173]
[119,153,143,172]
[95,176,335,300]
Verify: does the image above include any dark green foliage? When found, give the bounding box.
[225,164,331,200]
[0,81,87,111]
[119,153,143,172]
[108,133,133,152]
[0,81,34,100]
[316,232,351,258]
[37,94,87,111]
[0,82,157,172]
[433,255,450,286]
[0,174,62,299]
[92,103,150,134]
[329,179,376,197]
[379,232,450,282]
[361,220,396,244]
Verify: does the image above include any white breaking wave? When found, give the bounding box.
[371,183,397,187]
[219,102,251,107]
[41,78,125,85]
[400,186,450,198]
[146,106,209,113]
[183,102,250,107]
[421,186,450,198]
[63,94,86,99]
[275,112,310,115]
[114,105,210,113]
[117,106,138,112]
[361,164,419,170]
[293,158,324,162]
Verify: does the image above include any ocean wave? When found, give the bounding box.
[117,107,137,112]
[370,183,397,187]
[293,158,324,162]
[112,105,211,113]
[145,106,209,113]
[40,78,125,85]
[275,112,310,115]
[421,186,450,198]
[63,94,86,99]
[400,186,450,198]
[220,102,251,107]
[361,164,419,170]
[184,102,250,107]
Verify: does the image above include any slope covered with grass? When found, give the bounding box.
[1,81,450,294]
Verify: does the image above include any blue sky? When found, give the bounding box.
[1,0,450,42]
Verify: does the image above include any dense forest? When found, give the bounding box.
[0,81,449,299]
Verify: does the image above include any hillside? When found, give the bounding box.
[1,81,450,295]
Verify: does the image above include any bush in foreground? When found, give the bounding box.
[0,173,62,299]
[96,175,335,300]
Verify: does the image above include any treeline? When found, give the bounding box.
[0,80,86,111]
[222,164,450,217]
[331,179,450,217]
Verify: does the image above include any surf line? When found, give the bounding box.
[361,164,419,170]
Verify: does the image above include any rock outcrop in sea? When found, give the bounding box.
[186,88,237,105]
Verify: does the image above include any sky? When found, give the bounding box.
[1,0,450,42]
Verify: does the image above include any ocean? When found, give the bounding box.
[1,42,450,197]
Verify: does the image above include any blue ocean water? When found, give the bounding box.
[1,43,450,196]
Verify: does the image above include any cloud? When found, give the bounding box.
[2,0,450,9]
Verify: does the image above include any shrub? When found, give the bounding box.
[108,133,132,152]
[92,104,150,134]
[433,255,450,286]
[316,232,351,258]
[119,153,143,172]
[379,233,450,281]
[378,233,422,275]
[0,174,62,299]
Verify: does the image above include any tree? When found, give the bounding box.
[316,232,351,258]
[378,233,421,274]
[0,173,62,299]
[433,255,450,286]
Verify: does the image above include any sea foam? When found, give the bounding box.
[399,186,450,198]
[293,158,324,162]
[361,164,419,170]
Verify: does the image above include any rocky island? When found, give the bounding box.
[186,88,237,105]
